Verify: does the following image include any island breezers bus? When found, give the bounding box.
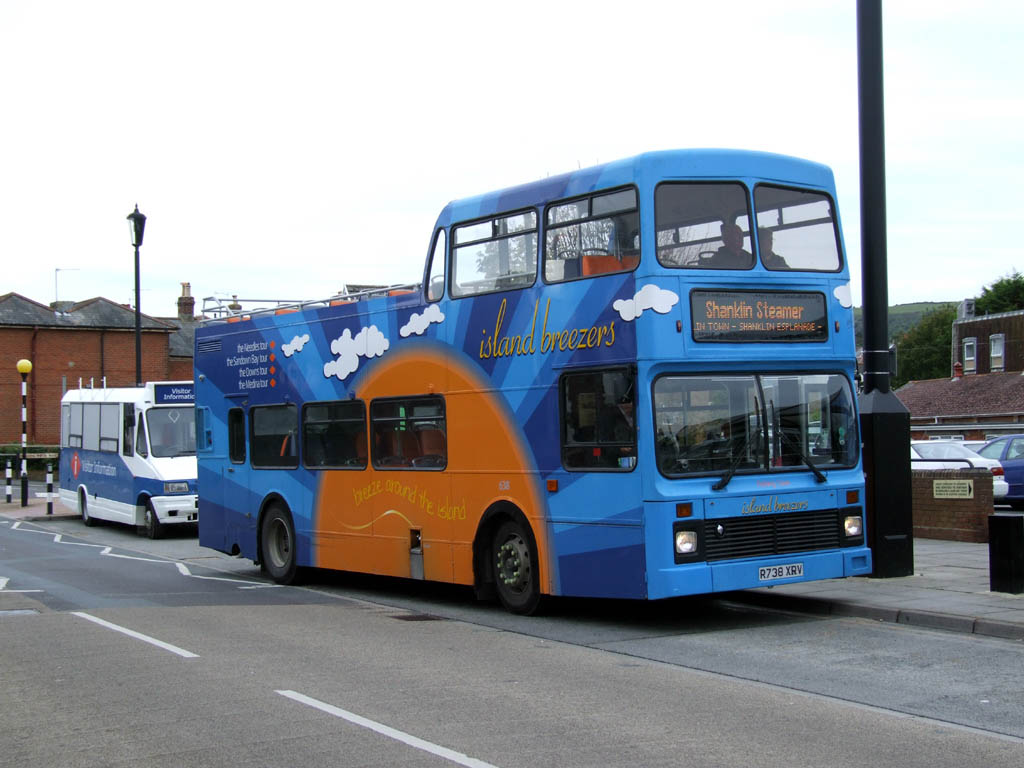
[194,149,870,613]
[59,381,198,538]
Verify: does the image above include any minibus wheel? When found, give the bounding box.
[79,489,96,527]
[143,500,163,540]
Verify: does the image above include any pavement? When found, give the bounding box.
[3,494,1023,641]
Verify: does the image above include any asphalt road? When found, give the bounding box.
[2,515,1022,767]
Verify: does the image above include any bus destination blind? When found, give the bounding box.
[690,290,827,342]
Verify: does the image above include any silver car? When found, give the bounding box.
[910,440,1008,499]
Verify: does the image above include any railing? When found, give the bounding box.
[199,283,421,324]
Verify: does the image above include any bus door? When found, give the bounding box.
[200,404,256,557]
[552,367,646,599]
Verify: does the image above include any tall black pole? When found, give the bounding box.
[20,369,29,507]
[134,243,142,386]
[857,0,913,577]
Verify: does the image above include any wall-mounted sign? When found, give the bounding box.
[153,383,195,404]
[690,290,828,342]
[933,479,974,499]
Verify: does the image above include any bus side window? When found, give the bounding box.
[228,408,246,464]
[370,396,446,469]
[136,419,149,458]
[250,404,298,469]
[122,404,135,457]
[426,228,446,302]
[560,368,637,470]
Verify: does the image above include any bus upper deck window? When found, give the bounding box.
[655,182,753,270]
[753,185,841,272]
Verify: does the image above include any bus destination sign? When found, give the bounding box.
[690,290,827,343]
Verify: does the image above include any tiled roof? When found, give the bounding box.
[0,293,172,331]
[895,371,1024,417]
[158,317,197,358]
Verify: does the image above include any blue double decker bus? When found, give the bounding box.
[194,149,870,613]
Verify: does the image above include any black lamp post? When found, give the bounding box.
[127,205,146,386]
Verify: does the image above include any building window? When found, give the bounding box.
[963,338,977,374]
[990,334,1005,372]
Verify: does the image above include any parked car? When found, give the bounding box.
[910,440,1008,500]
[976,434,1024,508]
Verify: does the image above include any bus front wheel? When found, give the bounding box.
[260,504,301,585]
[492,519,541,615]
[143,500,163,540]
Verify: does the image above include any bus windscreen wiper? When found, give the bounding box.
[777,423,827,483]
[712,433,752,491]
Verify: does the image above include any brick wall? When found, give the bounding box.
[1,327,172,445]
[912,468,994,542]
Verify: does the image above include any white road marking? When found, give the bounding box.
[71,612,199,658]
[174,562,276,588]
[7,521,272,589]
[277,690,500,768]
[0,576,44,593]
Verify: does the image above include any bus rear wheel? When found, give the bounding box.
[260,504,301,585]
[492,519,541,615]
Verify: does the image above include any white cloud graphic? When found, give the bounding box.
[322,325,390,381]
[613,284,679,322]
[400,304,446,338]
[833,283,853,309]
[282,333,310,357]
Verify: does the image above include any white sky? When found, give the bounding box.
[2,1,1021,318]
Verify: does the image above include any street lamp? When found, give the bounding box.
[127,204,147,386]
[16,358,32,507]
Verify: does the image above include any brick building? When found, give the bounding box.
[0,285,197,447]
[896,300,1024,440]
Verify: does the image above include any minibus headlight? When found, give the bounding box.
[843,515,863,538]
[675,530,698,555]
[164,481,190,494]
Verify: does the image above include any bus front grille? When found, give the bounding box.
[703,509,841,561]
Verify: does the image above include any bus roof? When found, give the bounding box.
[434,149,836,229]
[61,381,194,405]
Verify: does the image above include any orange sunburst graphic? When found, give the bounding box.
[312,345,550,593]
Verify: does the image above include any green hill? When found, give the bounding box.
[853,302,955,348]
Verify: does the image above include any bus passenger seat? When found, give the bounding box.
[581,253,638,276]
[418,429,447,460]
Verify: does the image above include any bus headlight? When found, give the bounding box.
[164,481,190,494]
[843,515,863,538]
[675,530,698,555]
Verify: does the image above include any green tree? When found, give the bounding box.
[892,305,956,388]
[975,271,1024,315]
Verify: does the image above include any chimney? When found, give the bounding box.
[953,361,963,379]
[177,282,195,322]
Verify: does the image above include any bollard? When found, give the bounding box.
[989,513,1024,594]
[46,463,53,515]
[5,459,10,504]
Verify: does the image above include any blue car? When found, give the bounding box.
[977,434,1024,508]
